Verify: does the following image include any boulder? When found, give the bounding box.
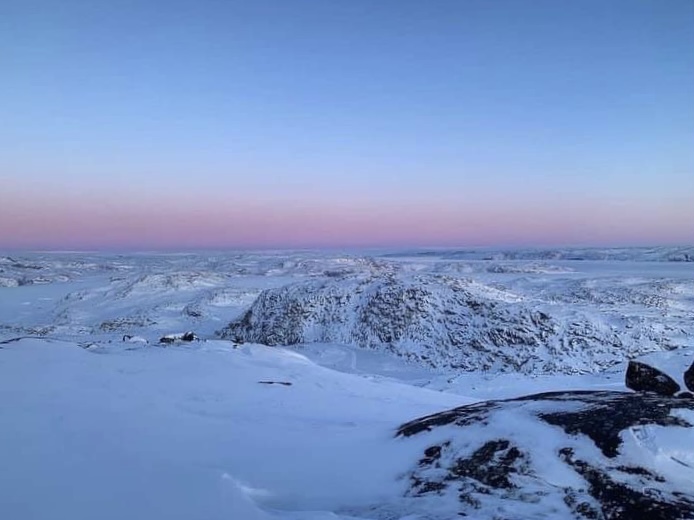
[625,360,680,396]
[685,361,694,392]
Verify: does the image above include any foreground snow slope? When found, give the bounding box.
[2,339,691,520]
[0,338,467,520]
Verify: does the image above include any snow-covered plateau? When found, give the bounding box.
[1,247,693,519]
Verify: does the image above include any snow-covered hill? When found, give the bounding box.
[220,272,694,374]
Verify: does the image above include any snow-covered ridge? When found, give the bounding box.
[220,271,694,374]
[384,245,694,262]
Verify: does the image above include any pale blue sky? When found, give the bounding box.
[2,0,693,248]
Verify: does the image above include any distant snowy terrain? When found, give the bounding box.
[1,248,693,519]
[1,249,693,371]
[382,245,694,262]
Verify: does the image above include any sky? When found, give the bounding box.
[1,0,693,250]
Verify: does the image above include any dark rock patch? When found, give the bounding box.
[159,332,198,344]
[398,391,694,519]
[625,360,680,396]
[560,447,694,520]
[181,331,198,342]
[0,337,27,345]
[419,443,447,467]
[538,391,691,457]
[397,399,501,437]
[685,362,694,393]
[447,439,526,490]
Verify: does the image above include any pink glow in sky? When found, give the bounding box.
[2,182,692,250]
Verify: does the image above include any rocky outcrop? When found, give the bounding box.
[397,391,694,519]
[159,331,198,344]
[218,274,680,374]
[625,361,681,396]
[685,362,694,392]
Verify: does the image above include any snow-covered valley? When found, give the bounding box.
[1,248,693,519]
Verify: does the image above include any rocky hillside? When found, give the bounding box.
[219,273,694,374]
[396,390,694,519]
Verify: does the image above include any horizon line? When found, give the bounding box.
[2,243,692,255]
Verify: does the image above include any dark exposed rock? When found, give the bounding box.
[419,443,446,466]
[257,381,292,386]
[538,391,691,457]
[181,331,197,342]
[560,448,693,520]
[0,337,27,345]
[678,392,694,399]
[397,398,502,437]
[625,360,680,396]
[685,362,694,393]
[397,391,694,519]
[160,331,198,344]
[448,439,526,489]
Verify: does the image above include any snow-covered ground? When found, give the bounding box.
[0,338,469,519]
[1,248,693,519]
